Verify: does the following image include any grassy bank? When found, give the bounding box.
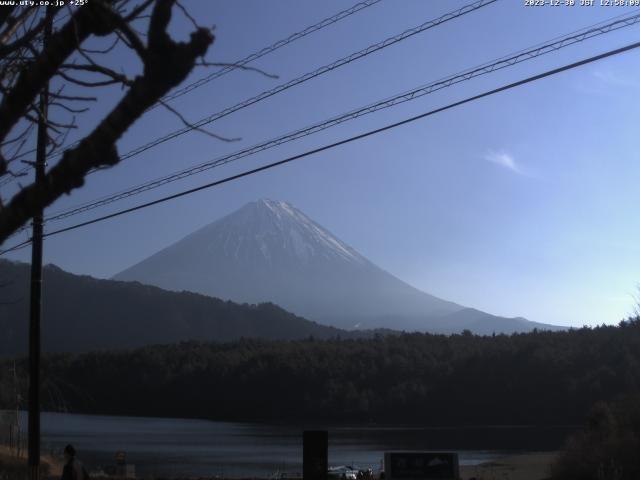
[0,445,63,480]
[460,452,556,480]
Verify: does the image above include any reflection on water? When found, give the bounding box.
[18,412,574,477]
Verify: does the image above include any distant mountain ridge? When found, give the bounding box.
[0,259,356,356]
[115,199,561,334]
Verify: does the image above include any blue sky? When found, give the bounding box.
[3,0,640,327]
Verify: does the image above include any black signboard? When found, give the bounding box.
[384,452,459,480]
[303,430,328,480]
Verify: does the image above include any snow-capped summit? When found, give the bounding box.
[114,200,557,334]
[212,199,366,266]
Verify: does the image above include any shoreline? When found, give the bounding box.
[460,452,557,480]
[0,447,557,480]
[5,407,581,430]
[6,409,583,429]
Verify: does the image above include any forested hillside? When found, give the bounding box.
[0,260,353,355]
[2,320,639,426]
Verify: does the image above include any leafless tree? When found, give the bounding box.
[0,0,218,245]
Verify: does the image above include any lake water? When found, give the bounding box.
[15,412,574,478]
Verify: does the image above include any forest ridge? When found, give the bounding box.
[1,319,638,426]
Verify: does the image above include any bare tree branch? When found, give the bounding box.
[0,9,53,58]
[80,36,120,55]
[0,0,214,243]
[0,1,122,145]
[113,17,146,57]
[0,6,17,33]
[50,102,90,114]
[60,63,133,86]
[123,0,155,22]
[57,70,127,88]
[196,61,278,79]
[158,99,239,143]
[0,7,35,46]
[49,92,98,102]
[175,0,199,30]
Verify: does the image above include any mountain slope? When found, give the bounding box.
[0,260,352,356]
[114,199,559,333]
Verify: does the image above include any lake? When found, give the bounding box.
[15,412,574,477]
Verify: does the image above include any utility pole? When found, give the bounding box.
[12,360,20,453]
[28,9,51,480]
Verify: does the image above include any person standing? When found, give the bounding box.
[61,444,89,480]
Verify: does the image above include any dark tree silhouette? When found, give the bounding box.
[3,318,639,427]
[0,0,216,244]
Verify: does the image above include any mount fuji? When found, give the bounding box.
[114,199,559,334]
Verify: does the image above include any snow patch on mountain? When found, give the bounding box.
[252,199,365,265]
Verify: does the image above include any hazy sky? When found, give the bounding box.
[3,0,640,327]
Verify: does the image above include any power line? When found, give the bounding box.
[0,0,384,186]
[113,0,497,164]
[0,237,31,255]
[5,0,496,177]
[0,167,29,188]
[158,0,384,105]
[3,0,502,241]
[43,10,640,224]
[3,38,639,255]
